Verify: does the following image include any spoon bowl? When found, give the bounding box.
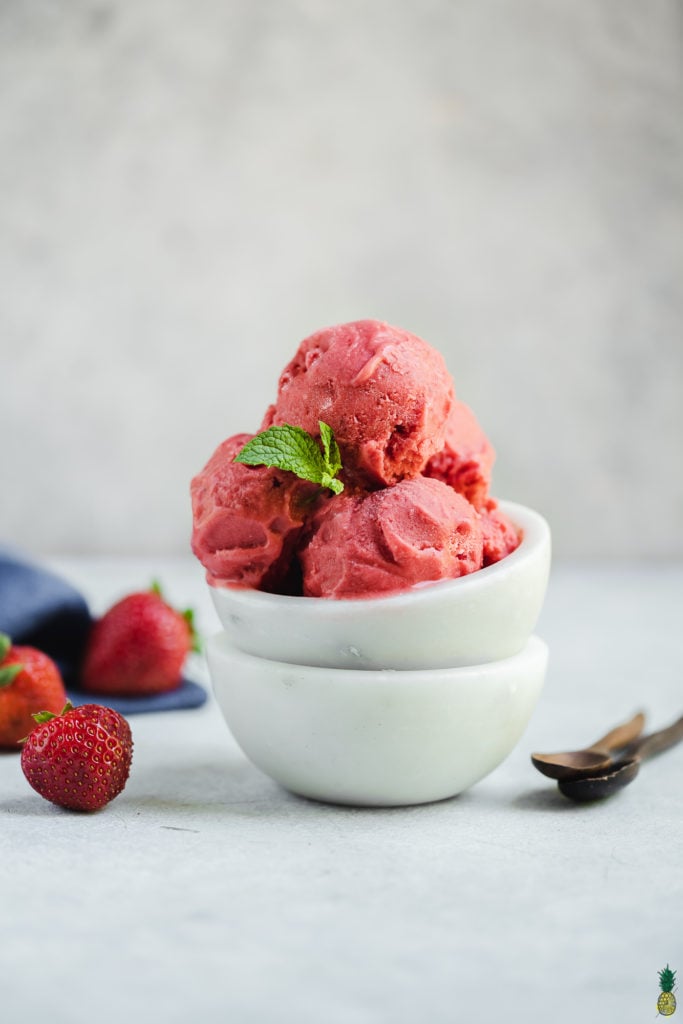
[531,711,645,780]
[558,757,641,801]
[557,713,683,803]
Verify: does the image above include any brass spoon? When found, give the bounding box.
[558,714,683,802]
[531,711,646,781]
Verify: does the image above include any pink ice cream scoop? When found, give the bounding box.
[191,433,317,591]
[479,499,521,566]
[264,320,455,487]
[424,400,495,511]
[300,476,483,599]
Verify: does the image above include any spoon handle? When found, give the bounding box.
[624,714,683,762]
[591,711,646,754]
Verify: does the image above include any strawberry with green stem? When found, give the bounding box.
[21,702,133,812]
[0,633,67,748]
[81,582,200,696]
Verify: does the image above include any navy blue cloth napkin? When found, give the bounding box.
[0,547,206,715]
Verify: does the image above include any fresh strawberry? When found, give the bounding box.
[21,702,133,812]
[81,582,199,696]
[0,633,68,749]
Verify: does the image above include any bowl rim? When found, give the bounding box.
[208,500,550,612]
[208,631,548,682]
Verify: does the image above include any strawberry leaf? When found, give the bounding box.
[182,608,201,653]
[32,702,73,724]
[0,663,23,689]
[0,633,11,661]
[32,710,59,724]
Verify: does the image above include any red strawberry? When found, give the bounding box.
[81,582,199,696]
[0,633,68,749]
[21,702,133,812]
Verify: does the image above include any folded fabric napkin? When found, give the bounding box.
[0,547,207,715]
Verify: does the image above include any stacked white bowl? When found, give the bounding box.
[206,501,551,806]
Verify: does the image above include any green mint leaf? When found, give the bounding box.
[234,423,344,495]
[320,473,344,495]
[319,421,342,477]
[235,424,325,477]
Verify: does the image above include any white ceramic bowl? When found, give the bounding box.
[210,501,550,669]
[207,633,548,806]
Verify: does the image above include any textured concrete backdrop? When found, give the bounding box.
[2,0,682,557]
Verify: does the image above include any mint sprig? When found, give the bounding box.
[234,422,344,495]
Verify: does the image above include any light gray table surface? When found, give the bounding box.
[2,558,681,1023]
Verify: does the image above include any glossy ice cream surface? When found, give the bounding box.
[424,400,495,510]
[264,319,454,487]
[480,500,522,567]
[301,478,483,599]
[190,433,317,591]
[191,319,520,599]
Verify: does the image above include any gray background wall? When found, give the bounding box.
[2,0,682,558]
